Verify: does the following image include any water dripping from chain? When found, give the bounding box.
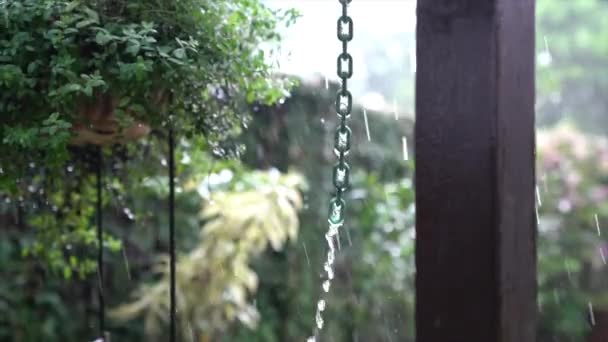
[307,221,341,342]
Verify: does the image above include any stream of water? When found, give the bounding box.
[307,221,341,342]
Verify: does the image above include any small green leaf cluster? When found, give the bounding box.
[23,173,122,279]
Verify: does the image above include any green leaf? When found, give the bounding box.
[82,7,99,23]
[63,267,72,279]
[64,1,80,13]
[118,97,130,107]
[95,31,112,45]
[64,28,79,35]
[168,57,184,65]
[126,41,141,55]
[130,104,145,114]
[75,19,95,29]
[26,62,38,73]
[157,46,171,58]
[58,83,82,95]
[172,48,186,59]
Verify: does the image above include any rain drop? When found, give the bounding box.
[317,299,326,312]
[181,153,192,165]
[322,280,331,292]
[123,207,135,220]
[315,310,324,329]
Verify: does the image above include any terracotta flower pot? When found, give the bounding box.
[70,93,157,146]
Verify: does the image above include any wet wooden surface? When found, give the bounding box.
[415,0,537,341]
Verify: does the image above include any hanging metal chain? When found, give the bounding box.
[308,2,354,341]
[329,0,353,228]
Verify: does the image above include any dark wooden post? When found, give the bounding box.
[415,1,536,342]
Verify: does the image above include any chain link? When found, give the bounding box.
[328,0,353,227]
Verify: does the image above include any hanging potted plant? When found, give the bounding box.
[69,91,157,146]
[0,0,299,192]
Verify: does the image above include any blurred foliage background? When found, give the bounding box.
[1,0,608,341]
[535,0,608,341]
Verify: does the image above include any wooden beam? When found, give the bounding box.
[414,1,536,341]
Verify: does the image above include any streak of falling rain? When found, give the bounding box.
[402,136,409,161]
[384,314,394,342]
[589,302,596,326]
[363,108,371,141]
[345,226,353,247]
[538,35,552,67]
[122,247,132,281]
[409,43,416,74]
[535,204,540,226]
[536,185,542,207]
[189,322,195,342]
[600,247,606,265]
[302,242,311,267]
[541,173,548,192]
[393,99,398,120]
[325,75,329,90]
[594,213,601,236]
[565,260,572,282]
[97,267,104,295]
